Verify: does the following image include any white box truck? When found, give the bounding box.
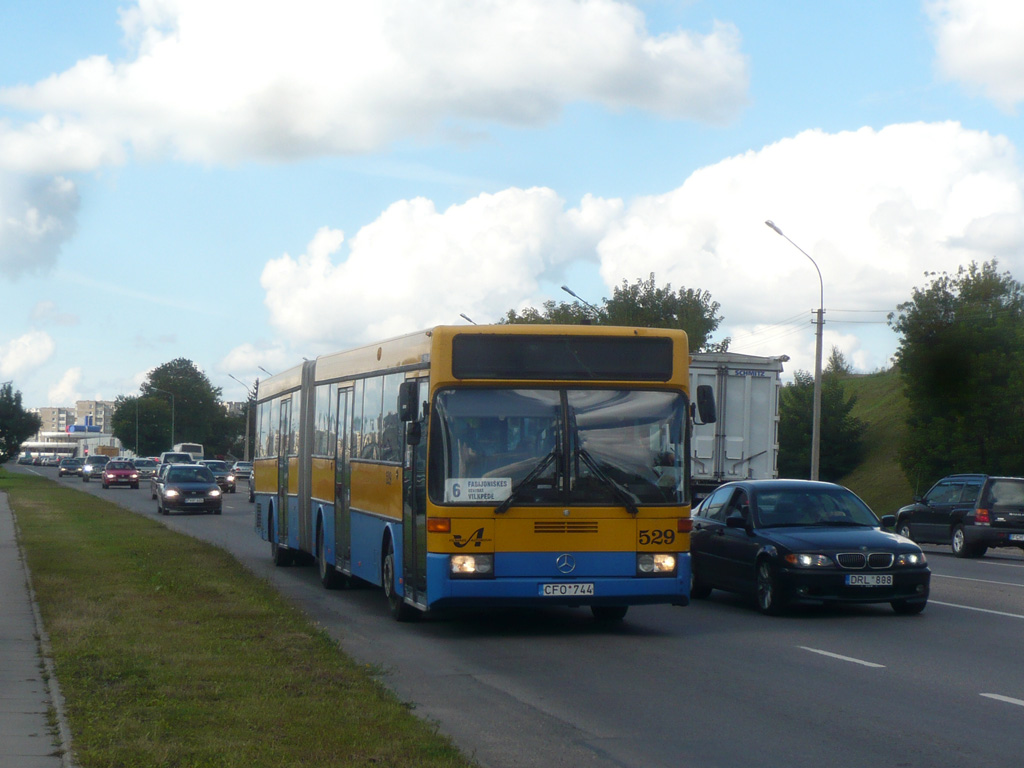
[690,353,784,499]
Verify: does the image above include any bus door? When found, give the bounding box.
[400,378,429,606]
[334,388,352,572]
[277,395,292,544]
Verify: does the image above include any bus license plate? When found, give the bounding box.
[541,583,595,597]
[845,574,893,587]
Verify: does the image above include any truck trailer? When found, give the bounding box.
[689,352,784,499]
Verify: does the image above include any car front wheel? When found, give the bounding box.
[756,559,788,616]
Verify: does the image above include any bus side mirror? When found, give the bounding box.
[406,422,422,446]
[694,384,716,425]
[398,381,419,422]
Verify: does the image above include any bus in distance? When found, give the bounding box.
[252,324,715,622]
[172,443,204,461]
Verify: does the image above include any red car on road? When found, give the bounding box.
[102,460,140,489]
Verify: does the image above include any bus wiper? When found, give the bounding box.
[494,448,559,515]
[575,447,640,515]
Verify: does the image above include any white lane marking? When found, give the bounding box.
[929,600,1024,620]
[980,693,1024,708]
[932,573,1024,588]
[798,647,885,668]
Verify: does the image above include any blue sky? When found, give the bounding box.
[3,0,1024,410]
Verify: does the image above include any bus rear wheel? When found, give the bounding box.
[316,523,347,590]
[270,512,293,567]
[383,540,418,622]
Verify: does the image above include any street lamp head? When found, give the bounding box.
[765,220,783,235]
[560,285,578,299]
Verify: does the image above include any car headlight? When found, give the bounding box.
[227,474,235,482]
[450,553,493,577]
[163,489,180,498]
[785,553,834,568]
[897,552,927,566]
[209,489,222,498]
[637,553,677,575]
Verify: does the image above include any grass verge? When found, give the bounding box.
[838,369,914,516]
[1,470,474,768]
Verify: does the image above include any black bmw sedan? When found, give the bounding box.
[690,479,930,615]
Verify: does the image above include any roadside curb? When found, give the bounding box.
[1,491,78,768]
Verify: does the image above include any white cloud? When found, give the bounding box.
[48,368,82,404]
[261,189,619,344]
[0,0,748,171]
[0,175,79,278]
[30,300,79,326]
[0,330,56,378]
[259,122,1024,376]
[927,0,1024,110]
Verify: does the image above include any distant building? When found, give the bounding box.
[22,400,121,457]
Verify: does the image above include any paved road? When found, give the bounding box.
[17,464,1024,768]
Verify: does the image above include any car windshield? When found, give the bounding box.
[204,461,229,471]
[754,487,879,527]
[167,467,215,483]
[133,459,156,468]
[429,387,689,506]
[108,462,132,470]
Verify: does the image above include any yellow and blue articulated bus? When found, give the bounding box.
[252,324,715,621]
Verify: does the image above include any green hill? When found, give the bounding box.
[835,369,916,516]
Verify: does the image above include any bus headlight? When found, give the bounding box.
[637,553,676,575]
[450,554,494,578]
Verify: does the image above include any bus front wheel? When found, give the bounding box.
[591,605,628,622]
[383,540,418,622]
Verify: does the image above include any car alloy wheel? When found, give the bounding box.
[756,559,787,616]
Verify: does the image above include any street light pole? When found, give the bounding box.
[228,374,256,461]
[151,387,175,448]
[765,220,824,481]
[560,284,601,318]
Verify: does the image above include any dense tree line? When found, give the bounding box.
[0,382,41,463]
[890,260,1024,488]
[111,358,247,458]
[778,348,866,481]
[502,273,730,352]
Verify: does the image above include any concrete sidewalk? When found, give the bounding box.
[0,491,71,768]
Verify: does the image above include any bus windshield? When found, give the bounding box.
[429,388,689,507]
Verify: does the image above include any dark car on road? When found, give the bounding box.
[895,474,1024,558]
[156,464,222,515]
[691,479,930,615]
[131,457,159,480]
[81,455,110,482]
[101,460,140,489]
[199,460,237,493]
[58,457,84,477]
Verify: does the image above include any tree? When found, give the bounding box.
[889,260,1024,487]
[778,348,866,481]
[0,382,42,463]
[111,358,244,458]
[501,273,728,351]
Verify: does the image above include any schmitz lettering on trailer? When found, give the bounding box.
[733,370,767,377]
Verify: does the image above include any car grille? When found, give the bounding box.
[836,552,894,569]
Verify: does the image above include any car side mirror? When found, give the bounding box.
[879,514,896,529]
[726,514,749,531]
